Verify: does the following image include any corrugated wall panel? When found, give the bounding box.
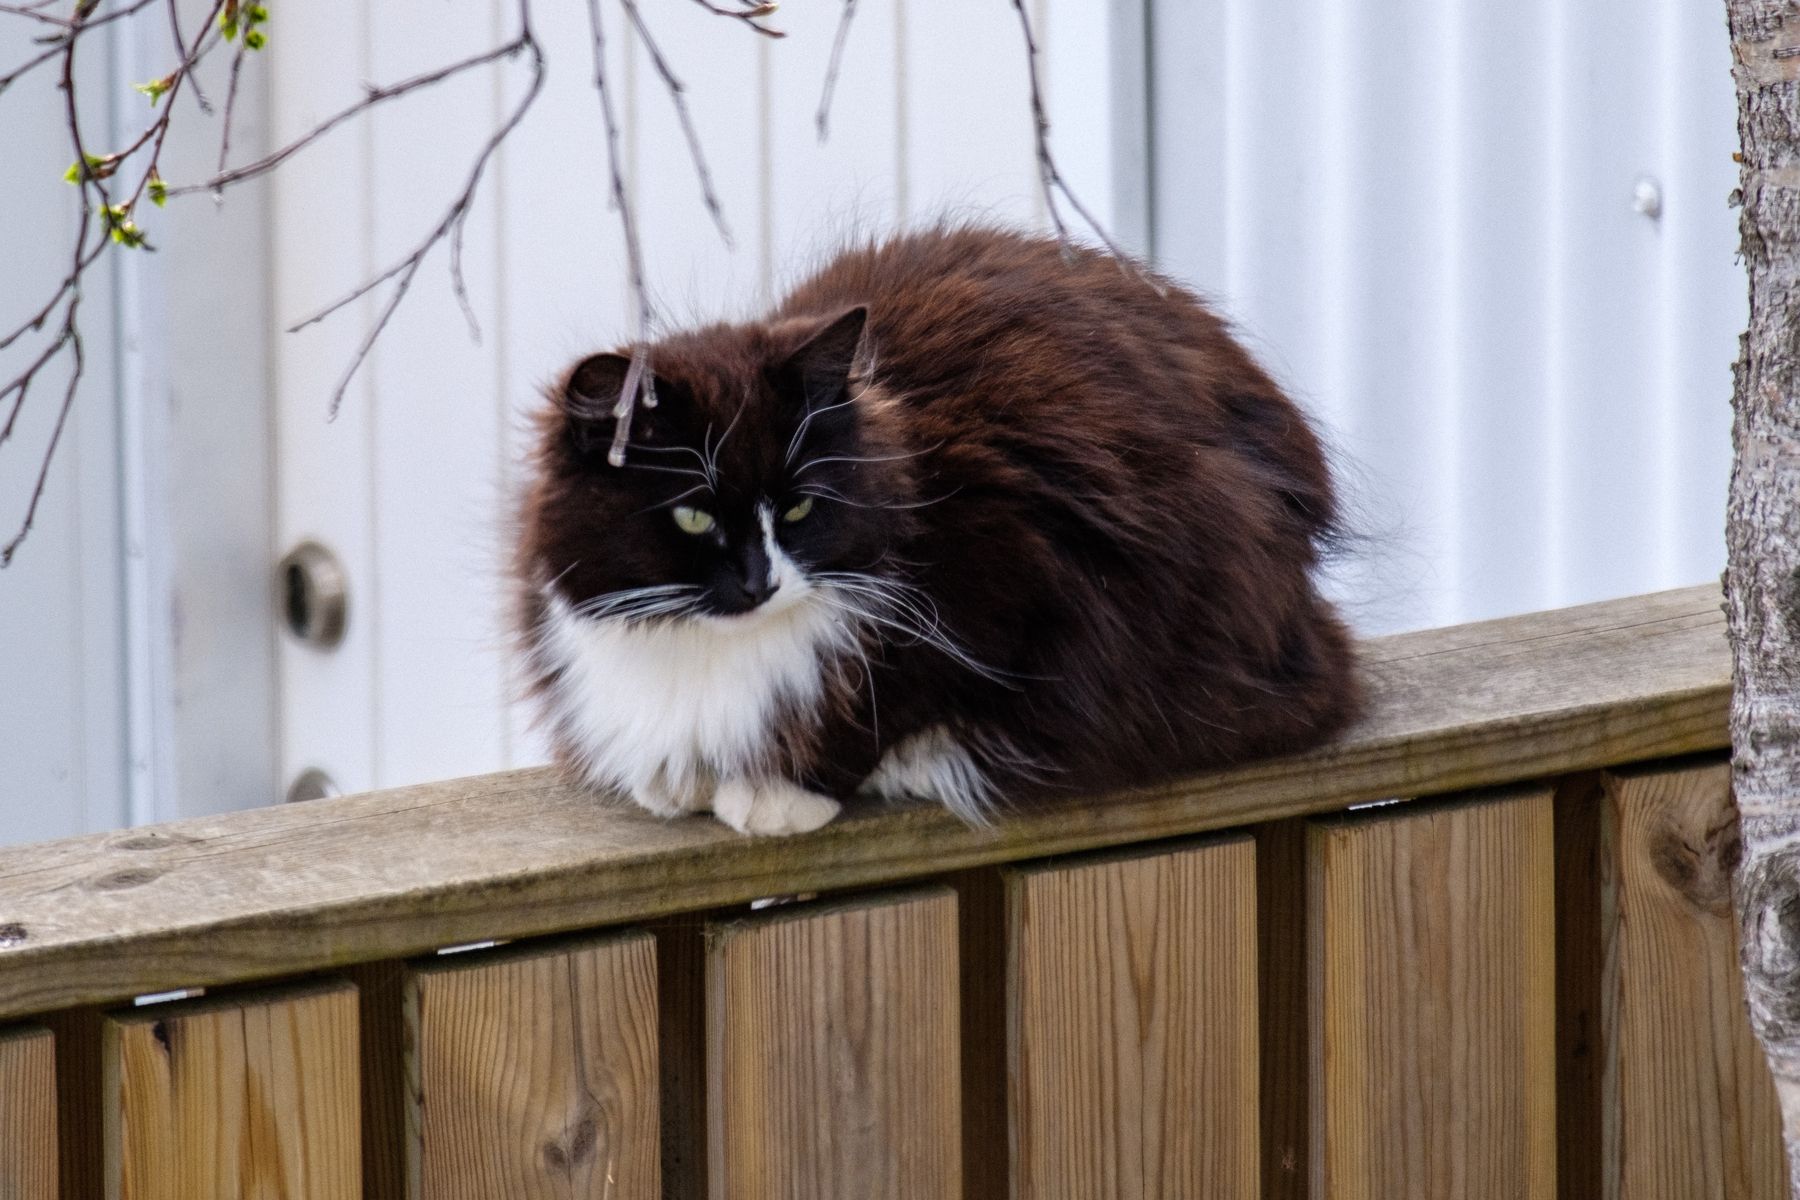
[1153,0,1743,634]
[0,17,130,843]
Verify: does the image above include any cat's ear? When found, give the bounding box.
[559,352,662,457]
[788,306,867,405]
[565,352,633,416]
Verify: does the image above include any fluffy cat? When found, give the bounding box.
[514,226,1360,835]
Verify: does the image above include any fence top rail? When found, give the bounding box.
[0,584,1727,1021]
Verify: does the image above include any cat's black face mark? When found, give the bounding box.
[536,309,900,620]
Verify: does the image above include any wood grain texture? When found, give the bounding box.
[0,584,1727,1021]
[0,1024,57,1200]
[405,931,659,1200]
[1008,838,1259,1200]
[708,888,961,1200]
[1309,787,1556,1200]
[103,980,360,1200]
[1603,760,1784,1198]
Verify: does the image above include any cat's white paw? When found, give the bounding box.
[628,761,716,818]
[712,778,842,836]
[861,725,993,823]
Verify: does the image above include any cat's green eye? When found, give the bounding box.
[782,496,815,523]
[672,506,716,535]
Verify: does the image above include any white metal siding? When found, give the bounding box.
[0,7,279,842]
[1151,0,1744,633]
[0,20,130,842]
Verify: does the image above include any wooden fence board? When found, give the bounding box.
[1309,787,1556,1200]
[0,1024,57,1199]
[708,888,961,1200]
[0,585,1730,1022]
[405,932,659,1200]
[1604,760,1784,1198]
[103,980,360,1200]
[1007,837,1259,1200]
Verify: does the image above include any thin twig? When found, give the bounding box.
[3,15,96,558]
[619,0,732,247]
[0,2,73,27]
[1007,0,1149,281]
[1,319,80,565]
[815,0,855,142]
[214,31,248,175]
[285,3,546,419]
[166,37,529,197]
[687,0,784,39]
[0,0,159,95]
[162,0,210,113]
[586,0,655,467]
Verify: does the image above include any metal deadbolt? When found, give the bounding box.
[277,540,348,648]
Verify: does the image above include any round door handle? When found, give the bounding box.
[277,540,348,648]
[285,767,341,804]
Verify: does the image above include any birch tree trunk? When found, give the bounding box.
[1727,2,1800,1192]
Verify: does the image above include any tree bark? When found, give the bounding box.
[1727,2,1800,1193]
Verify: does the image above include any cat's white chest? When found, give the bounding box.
[540,592,852,810]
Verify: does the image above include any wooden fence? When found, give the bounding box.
[0,584,1781,1198]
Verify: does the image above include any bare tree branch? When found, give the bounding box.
[620,0,733,248]
[0,0,159,95]
[3,8,97,559]
[687,0,784,40]
[1,320,80,565]
[161,0,211,114]
[214,31,247,175]
[1007,0,1150,284]
[166,37,528,199]
[816,0,855,142]
[3,0,1114,563]
[585,0,656,468]
[284,2,547,419]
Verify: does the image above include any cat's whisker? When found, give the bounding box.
[816,586,1020,690]
[704,400,748,482]
[569,583,699,621]
[794,485,959,512]
[629,484,710,518]
[792,441,941,477]
[815,572,947,632]
[629,442,716,486]
[622,461,711,484]
[784,394,859,467]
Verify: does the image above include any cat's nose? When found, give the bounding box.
[739,572,778,606]
[715,567,778,613]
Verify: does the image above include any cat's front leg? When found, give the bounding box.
[711,777,842,836]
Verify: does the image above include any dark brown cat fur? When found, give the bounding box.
[515,225,1360,833]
